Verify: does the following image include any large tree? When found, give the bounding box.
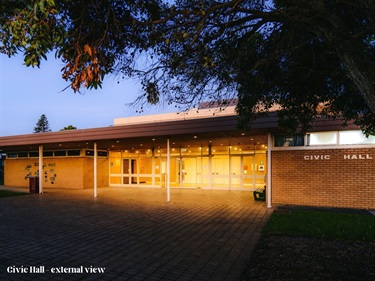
[34,114,52,133]
[1,0,375,134]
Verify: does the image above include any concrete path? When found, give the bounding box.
[0,187,273,281]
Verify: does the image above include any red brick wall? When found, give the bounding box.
[272,147,375,209]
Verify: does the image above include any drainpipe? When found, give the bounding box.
[267,133,272,208]
[39,145,43,193]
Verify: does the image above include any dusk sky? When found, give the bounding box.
[0,54,175,137]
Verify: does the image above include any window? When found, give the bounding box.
[340,130,375,145]
[29,152,39,158]
[43,151,53,157]
[7,153,17,158]
[67,150,81,156]
[274,135,304,147]
[17,152,28,158]
[308,132,337,145]
[98,151,108,157]
[54,150,67,157]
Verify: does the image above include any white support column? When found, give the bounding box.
[94,142,98,198]
[39,145,43,193]
[267,133,272,208]
[167,138,171,202]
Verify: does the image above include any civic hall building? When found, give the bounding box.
[0,103,374,210]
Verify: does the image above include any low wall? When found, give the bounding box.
[272,147,375,209]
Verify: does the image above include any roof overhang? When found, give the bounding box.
[0,113,278,152]
[0,112,359,153]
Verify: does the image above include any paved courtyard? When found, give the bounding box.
[0,187,273,281]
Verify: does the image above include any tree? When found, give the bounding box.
[1,0,375,134]
[60,125,77,131]
[34,114,52,133]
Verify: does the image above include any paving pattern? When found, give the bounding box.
[0,187,272,281]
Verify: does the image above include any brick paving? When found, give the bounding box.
[0,187,273,281]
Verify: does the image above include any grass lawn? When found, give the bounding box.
[0,190,29,198]
[265,209,375,242]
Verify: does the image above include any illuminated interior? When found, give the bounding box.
[109,144,267,190]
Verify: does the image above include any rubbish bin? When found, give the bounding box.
[29,176,39,194]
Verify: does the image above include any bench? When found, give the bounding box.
[253,186,266,201]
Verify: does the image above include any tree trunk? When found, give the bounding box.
[338,51,375,116]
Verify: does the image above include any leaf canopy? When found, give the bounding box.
[1,0,375,134]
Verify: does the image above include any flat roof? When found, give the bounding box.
[0,112,358,152]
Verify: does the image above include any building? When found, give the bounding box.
[0,105,374,210]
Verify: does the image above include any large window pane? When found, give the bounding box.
[340,130,375,145]
[274,135,304,147]
[308,132,337,145]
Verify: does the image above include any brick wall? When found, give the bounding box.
[272,147,375,209]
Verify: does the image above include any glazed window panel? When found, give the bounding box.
[29,152,39,158]
[67,150,81,156]
[7,153,17,158]
[54,150,67,157]
[274,135,304,147]
[98,151,108,157]
[211,146,230,155]
[340,130,375,145]
[139,157,152,174]
[43,151,53,157]
[308,132,337,145]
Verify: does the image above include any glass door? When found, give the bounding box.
[123,159,137,185]
[109,152,122,186]
[243,156,254,189]
[212,155,230,190]
[230,156,242,190]
[180,158,197,188]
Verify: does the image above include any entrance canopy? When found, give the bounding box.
[0,113,279,153]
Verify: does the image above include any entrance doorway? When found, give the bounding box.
[177,157,197,188]
[123,159,137,184]
[108,148,267,190]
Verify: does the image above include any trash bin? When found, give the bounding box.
[29,176,39,194]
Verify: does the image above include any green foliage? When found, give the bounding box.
[265,210,375,242]
[0,0,63,68]
[33,114,52,133]
[60,125,77,131]
[1,1,375,134]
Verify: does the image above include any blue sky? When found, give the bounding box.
[0,54,174,136]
